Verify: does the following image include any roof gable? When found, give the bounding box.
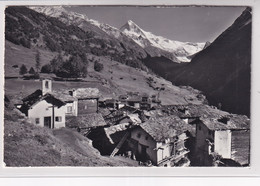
[22,90,65,110]
[30,93,65,108]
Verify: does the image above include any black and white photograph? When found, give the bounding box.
[3,3,252,169]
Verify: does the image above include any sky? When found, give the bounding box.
[67,6,246,43]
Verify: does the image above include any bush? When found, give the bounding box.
[94,61,104,72]
[19,64,27,75]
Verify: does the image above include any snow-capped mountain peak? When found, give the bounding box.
[120,20,205,62]
[121,20,145,34]
[30,6,88,25]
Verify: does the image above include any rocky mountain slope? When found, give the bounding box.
[6,6,148,71]
[145,8,251,116]
[120,20,205,62]
[30,6,205,63]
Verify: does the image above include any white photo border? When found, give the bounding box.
[0,0,259,177]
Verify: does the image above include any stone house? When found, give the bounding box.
[127,95,142,109]
[195,116,250,166]
[128,115,193,166]
[70,88,100,115]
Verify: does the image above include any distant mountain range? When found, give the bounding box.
[30,6,205,63]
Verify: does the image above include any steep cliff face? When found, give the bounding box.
[145,8,251,116]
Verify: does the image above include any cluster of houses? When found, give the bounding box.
[18,79,250,167]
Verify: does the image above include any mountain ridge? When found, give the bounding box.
[30,6,205,63]
[120,19,205,63]
[144,7,251,116]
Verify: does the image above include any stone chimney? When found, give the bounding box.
[42,79,52,95]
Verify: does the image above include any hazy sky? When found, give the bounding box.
[67,6,246,43]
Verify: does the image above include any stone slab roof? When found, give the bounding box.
[74,88,100,99]
[201,115,250,131]
[66,113,106,129]
[52,90,77,102]
[139,115,193,142]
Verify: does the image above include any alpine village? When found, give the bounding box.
[4,6,251,167]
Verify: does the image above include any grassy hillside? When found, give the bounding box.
[5,49,207,107]
[4,105,137,167]
[5,40,56,77]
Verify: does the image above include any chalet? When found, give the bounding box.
[195,115,250,166]
[69,88,100,115]
[128,115,193,166]
[140,93,152,110]
[127,95,142,109]
[20,89,66,129]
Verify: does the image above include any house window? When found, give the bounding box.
[35,118,40,124]
[55,116,62,122]
[137,133,141,138]
[208,130,211,135]
[67,106,73,113]
[145,136,149,140]
[198,125,201,130]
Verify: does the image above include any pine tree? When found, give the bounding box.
[35,50,41,74]
[50,53,63,73]
[19,64,27,75]
[29,67,35,74]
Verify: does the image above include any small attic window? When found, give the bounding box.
[137,133,141,138]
